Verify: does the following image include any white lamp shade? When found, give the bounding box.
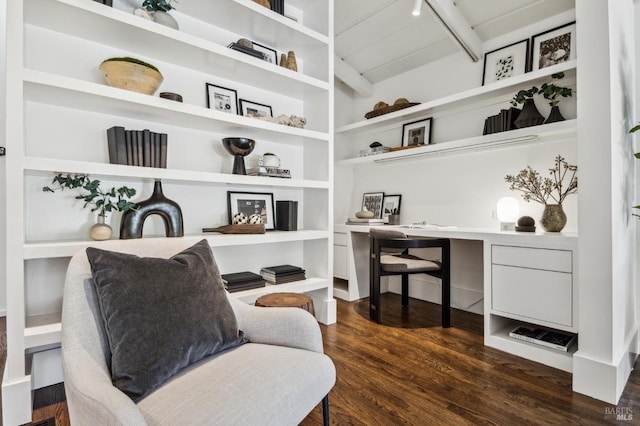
[496,197,520,223]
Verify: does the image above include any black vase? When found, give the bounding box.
[544,105,566,124]
[514,99,545,129]
[120,179,184,239]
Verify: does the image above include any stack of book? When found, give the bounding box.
[221,271,266,293]
[509,325,577,352]
[227,42,267,60]
[346,217,385,225]
[246,166,291,178]
[260,264,306,284]
[270,0,284,15]
[107,126,168,168]
[482,107,521,135]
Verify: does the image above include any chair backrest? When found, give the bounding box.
[369,227,407,254]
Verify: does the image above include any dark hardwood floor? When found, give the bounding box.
[3,296,640,425]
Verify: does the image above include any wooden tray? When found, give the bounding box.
[364,102,420,119]
[202,224,265,234]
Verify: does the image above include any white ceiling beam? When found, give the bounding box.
[424,0,483,62]
[334,55,374,98]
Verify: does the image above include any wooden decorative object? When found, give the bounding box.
[100,60,163,95]
[202,224,266,234]
[255,292,315,316]
[286,51,298,72]
[252,0,271,9]
[280,53,287,68]
[364,102,420,119]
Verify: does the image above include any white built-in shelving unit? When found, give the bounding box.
[3,0,334,423]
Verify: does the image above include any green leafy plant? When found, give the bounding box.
[101,57,160,73]
[43,173,137,217]
[142,0,176,12]
[510,86,539,107]
[505,155,578,205]
[539,72,573,107]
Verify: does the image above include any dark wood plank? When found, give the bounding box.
[9,296,640,425]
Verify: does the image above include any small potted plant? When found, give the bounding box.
[510,86,544,129]
[135,0,179,29]
[504,155,578,232]
[43,173,137,240]
[99,56,163,95]
[539,72,573,123]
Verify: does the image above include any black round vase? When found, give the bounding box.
[120,179,184,239]
[544,105,566,124]
[514,99,545,129]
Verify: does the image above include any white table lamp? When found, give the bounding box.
[497,196,519,231]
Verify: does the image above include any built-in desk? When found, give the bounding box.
[334,224,578,372]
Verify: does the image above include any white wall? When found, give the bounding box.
[0,0,7,316]
[572,0,638,404]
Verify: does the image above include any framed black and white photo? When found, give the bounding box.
[239,99,273,118]
[482,39,530,85]
[253,42,278,65]
[362,192,384,219]
[206,83,238,115]
[382,194,401,223]
[227,191,275,230]
[531,22,576,71]
[401,117,432,147]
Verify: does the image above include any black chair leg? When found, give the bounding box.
[322,394,330,426]
[401,274,409,306]
[441,241,451,328]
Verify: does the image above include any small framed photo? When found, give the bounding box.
[253,42,278,65]
[402,117,432,147]
[206,83,238,115]
[382,194,402,223]
[482,39,530,85]
[362,192,384,219]
[227,191,275,230]
[531,22,576,71]
[239,99,273,118]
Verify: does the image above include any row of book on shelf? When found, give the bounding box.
[482,107,520,135]
[509,325,577,352]
[107,126,168,168]
[221,264,306,293]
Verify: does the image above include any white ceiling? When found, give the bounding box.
[335,0,575,84]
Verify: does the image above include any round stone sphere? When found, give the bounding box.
[232,212,248,225]
[355,210,374,219]
[517,216,535,227]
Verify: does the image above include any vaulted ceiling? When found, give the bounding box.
[335,0,575,84]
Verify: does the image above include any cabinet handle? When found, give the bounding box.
[0,147,5,156]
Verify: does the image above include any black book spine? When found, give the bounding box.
[142,129,151,167]
[136,130,144,167]
[125,130,133,166]
[160,133,168,168]
[106,126,120,164]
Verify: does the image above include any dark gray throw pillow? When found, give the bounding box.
[86,239,245,402]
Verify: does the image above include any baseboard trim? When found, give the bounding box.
[2,369,33,425]
[573,325,639,404]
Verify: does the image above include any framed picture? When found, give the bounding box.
[362,192,384,219]
[206,83,238,115]
[239,99,273,118]
[531,22,576,71]
[482,39,530,85]
[253,42,278,65]
[401,117,432,147]
[382,194,402,223]
[227,191,275,230]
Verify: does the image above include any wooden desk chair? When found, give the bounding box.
[369,228,450,327]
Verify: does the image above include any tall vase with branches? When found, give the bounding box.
[505,155,578,232]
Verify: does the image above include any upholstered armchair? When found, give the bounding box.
[61,238,335,425]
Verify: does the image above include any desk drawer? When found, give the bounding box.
[334,232,347,246]
[492,245,572,273]
[492,264,572,327]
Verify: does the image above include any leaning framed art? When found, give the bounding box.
[531,22,576,71]
[482,39,530,85]
[362,192,384,219]
[401,117,432,147]
[227,191,275,230]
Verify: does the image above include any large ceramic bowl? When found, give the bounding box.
[222,137,256,174]
[100,59,163,95]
